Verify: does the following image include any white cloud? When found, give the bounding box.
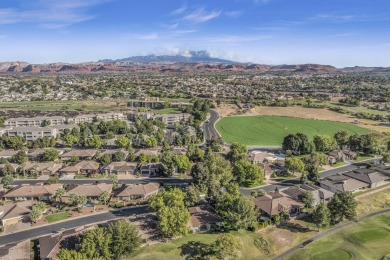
[181,8,221,23]
[225,10,242,18]
[170,6,186,15]
[0,0,110,28]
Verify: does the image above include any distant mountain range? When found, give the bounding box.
[0,51,389,74]
[98,51,236,64]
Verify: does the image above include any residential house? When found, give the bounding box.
[187,204,222,233]
[0,240,31,260]
[0,201,32,227]
[327,149,357,164]
[100,149,129,159]
[38,226,94,260]
[253,191,305,218]
[114,183,160,202]
[0,127,12,136]
[22,162,63,176]
[282,184,334,207]
[59,160,100,176]
[343,168,390,188]
[134,149,160,158]
[6,127,58,141]
[60,149,97,160]
[140,163,164,176]
[2,184,63,201]
[249,151,275,165]
[0,150,17,159]
[62,183,113,203]
[102,162,138,175]
[319,175,369,193]
[4,116,66,127]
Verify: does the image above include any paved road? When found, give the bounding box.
[274,208,390,260]
[239,159,380,196]
[12,177,191,186]
[203,109,221,141]
[0,206,149,246]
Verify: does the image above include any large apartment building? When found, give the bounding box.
[155,113,191,127]
[96,113,126,121]
[4,116,66,127]
[6,126,58,141]
[127,100,164,109]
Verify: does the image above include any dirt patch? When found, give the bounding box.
[215,104,239,116]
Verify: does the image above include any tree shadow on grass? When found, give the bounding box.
[276,222,311,233]
[180,241,213,260]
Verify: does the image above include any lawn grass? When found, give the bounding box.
[286,212,390,260]
[331,161,347,167]
[127,227,314,260]
[151,108,182,114]
[354,153,377,162]
[216,115,370,146]
[45,212,70,223]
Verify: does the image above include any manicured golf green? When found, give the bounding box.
[287,213,390,260]
[216,116,370,146]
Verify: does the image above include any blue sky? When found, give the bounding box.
[0,0,389,67]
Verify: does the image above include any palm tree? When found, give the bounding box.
[99,191,111,205]
[53,187,65,203]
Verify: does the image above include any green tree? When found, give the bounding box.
[108,219,142,260]
[298,191,314,208]
[53,187,65,202]
[1,163,15,176]
[145,136,158,148]
[184,185,201,207]
[100,153,112,165]
[327,192,357,224]
[99,191,111,205]
[173,154,191,173]
[382,151,390,163]
[212,234,242,259]
[1,175,13,187]
[311,202,331,231]
[86,135,104,149]
[215,184,258,230]
[233,160,264,186]
[284,157,305,175]
[57,249,89,260]
[313,134,338,152]
[113,151,126,161]
[282,133,312,155]
[334,130,349,149]
[68,194,87,207]
[42,148,60,161]
[115,136,130,148]
[81,227,112,260]
[227,142,248,163]
[11,151,28,164]
[6,136,25,149]
[149,188,190,237]
[63,134,80,147]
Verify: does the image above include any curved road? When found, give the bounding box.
[0,205,148,246]
[274,208,390,260]
[203,109,221,141]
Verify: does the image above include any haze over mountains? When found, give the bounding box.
[0,51,389,74]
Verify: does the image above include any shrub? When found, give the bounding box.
[254,236,271,255]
